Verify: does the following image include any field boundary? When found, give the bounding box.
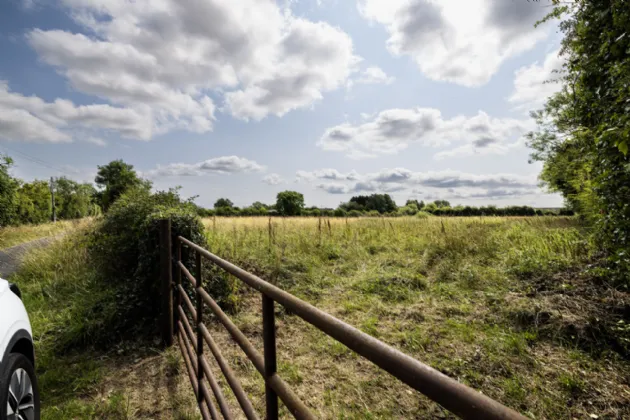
[158,219,530,419]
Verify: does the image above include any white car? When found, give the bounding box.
[0,278,40,420]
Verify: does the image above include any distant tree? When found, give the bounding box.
[251,201,269,210]
[95,160,150,211]
[399,202,419,216]
[16,180,51,224]
[349,195,369,209]
[55,177,98,219]
[214,198,234,209]
[0,155,18,226]
[365,194,397,214]
[334,208,346,217]
[405,199,425,209]
[276,191,304,216]
[424,202,438,212]
[348,194,397,214]
[433,200,450,208]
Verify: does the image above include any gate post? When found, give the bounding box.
[160,218,174,346]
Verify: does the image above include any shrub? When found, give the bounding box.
[89,188,237,339]
[334,208,346,217]
[347,210,362,217]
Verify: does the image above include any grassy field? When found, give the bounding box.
[195,216,629,419]
[9,215,630,419]
[0,220,84,249]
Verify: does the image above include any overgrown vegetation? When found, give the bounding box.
[0,154,101,227]
[0,219,79,249]
[528,0,630,281]
[85,187,207,342]
[197,216,629,418]
[10,229,200,419]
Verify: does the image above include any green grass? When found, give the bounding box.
[0,219,83,249]
[11,227,200,419]
[200,216,630,419]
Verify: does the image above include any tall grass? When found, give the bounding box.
[196,216,629,419]
[0,219,89,249]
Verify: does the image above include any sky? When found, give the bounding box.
[0,0,566,209]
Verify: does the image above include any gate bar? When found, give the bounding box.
[179,236,526,420]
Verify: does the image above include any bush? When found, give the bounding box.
[88,188,237,339]
[334,208,346,217]
[347,210,362,217]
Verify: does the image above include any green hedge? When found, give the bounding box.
[88,188,237,340]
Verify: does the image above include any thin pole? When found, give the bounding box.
[175,239,182,333]
[195,250,204,405]
[262,294,278,420]
[159,219,173,346]
[50,177,56,222]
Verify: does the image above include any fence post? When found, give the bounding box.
[174,238,182,334]
[262,294,278,420]
[195,250,204,404]
[160,219,174,346]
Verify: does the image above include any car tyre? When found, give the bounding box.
[0,353,40,420]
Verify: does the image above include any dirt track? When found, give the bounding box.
[0,236,59,278]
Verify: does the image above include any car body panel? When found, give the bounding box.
[0,278,33,364]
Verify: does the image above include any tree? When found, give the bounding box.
[0,155,18,226]
[365,194,397,214]
[276,191,304,216]
[95,160,150,211]
[348,194,397,214]
[16,180,51,224]
[433,200,450,208]
[54,177,99,219]
[528,0,630,277]
[214,198,234,209]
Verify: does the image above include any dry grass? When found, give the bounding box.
[190,216,630,419]
[0,219,89,249]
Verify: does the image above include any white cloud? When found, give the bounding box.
[262,173,284,185]
[318,107,530,158]
[316,182,351,194]
[296,168,359,181]
[146,156,265,177]
[25,0,359,132]
[226,19,360,120]
[347,66,394,89]
[0,108,70,143]
[358,0,550,87]
[508,48,564,111]
[0,81,150,143]
[301,167,539,199]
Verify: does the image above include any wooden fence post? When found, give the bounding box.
[160,218,174,346]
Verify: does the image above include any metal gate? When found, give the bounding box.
[158,219,526,420]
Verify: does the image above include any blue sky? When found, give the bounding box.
[0,0,565,208]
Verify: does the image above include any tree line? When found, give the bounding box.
[0,157,148,227]
[1,154,571,228]
[206,192,571,217]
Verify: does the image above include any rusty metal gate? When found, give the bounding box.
[158,219,527,420]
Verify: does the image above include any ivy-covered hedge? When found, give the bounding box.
[88,187,238,340]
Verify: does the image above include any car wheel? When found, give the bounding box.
[0,353,40,420]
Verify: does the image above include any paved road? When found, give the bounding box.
[0,237,60,279]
